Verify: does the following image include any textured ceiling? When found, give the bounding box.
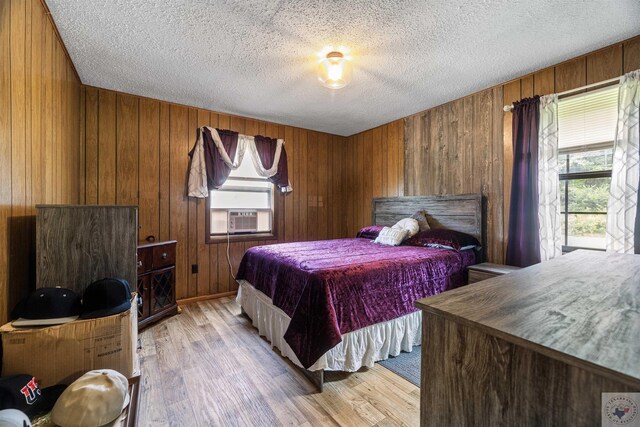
[46,0,639,136]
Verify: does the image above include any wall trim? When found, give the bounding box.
[177,291,237,306]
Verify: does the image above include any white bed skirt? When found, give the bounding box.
[237,280,421,372]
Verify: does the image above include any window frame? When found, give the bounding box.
[555,82,618,253]
[558,145,612,253]
[205,176,279,244]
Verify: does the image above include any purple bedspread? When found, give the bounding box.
[236,238,476,368]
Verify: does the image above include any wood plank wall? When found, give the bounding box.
[1,0,637,318]
[0,0,82,322]
[81,87,349,302]
[502,37,640,257]
[404,87,504,263]
[344,120,405,237]
[352,35,639,264]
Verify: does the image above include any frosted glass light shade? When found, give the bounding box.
[318,51,351,89]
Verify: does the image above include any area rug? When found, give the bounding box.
[377,347,420,387]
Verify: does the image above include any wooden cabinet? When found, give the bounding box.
[136,240,178,329]
[467,262,521,283]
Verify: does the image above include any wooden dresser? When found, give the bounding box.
[415,250,640,426]
[136,240,178,329]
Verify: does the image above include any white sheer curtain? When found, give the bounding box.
[538,94,562,261]
[606,70,640,253]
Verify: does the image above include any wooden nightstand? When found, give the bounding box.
[468,262,521,284]
[136,240,178,329]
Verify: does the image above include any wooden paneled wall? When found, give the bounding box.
[354,35,639,264]
[81,87,349,302]
[404,88,504,262]
[344,120,405,237]
[502,37,640,255]
[0,0,82,322]
[1,0,637,318]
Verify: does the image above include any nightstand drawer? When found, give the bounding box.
[469,269,499,284]
[152,243,175,269]
[468,262,522,284]
[137,247,151,274]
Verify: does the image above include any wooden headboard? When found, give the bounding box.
[372,194,485,247]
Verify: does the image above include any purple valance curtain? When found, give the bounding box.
[506,96,541,267]
[193,127,292,194]
[202,127,239,190]
[254,135,291,192]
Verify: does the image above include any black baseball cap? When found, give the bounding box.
[0,375,66,417]
[80,278,132,319]
[11,288,81,327]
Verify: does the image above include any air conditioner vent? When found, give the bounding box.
[228,210,258,233]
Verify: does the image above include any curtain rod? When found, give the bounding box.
[502,76,620,112]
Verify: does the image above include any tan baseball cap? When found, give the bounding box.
[50,370,129,427]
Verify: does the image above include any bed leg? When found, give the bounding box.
[300,368,324,392]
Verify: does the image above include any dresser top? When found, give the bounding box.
[416,250,640,387]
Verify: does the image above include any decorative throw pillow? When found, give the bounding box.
[356,225,384,240]
[374,227,410,246]
[391,218,420,237]
[403,229,481,251]
[410,210,431,232]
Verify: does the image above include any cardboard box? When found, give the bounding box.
[0,296,138,387]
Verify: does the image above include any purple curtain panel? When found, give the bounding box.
[506,96,542,267]
[636,124,640,254]
[202,127,239,189]
[254,135,290,192]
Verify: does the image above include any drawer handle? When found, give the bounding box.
[160,253,168,260]
[137,260,143,267]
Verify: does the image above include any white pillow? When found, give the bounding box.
[391,218,419,237]
[374,227,409,246]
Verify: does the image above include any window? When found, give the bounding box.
[208,153,275,240]
[558,85,618,251]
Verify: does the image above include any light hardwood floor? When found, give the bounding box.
[138,297,419,427]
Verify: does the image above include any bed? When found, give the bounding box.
[236,194,484,390]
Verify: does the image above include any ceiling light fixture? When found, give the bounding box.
[318,51,352,90]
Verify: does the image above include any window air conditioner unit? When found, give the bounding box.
[228,210,258,233]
